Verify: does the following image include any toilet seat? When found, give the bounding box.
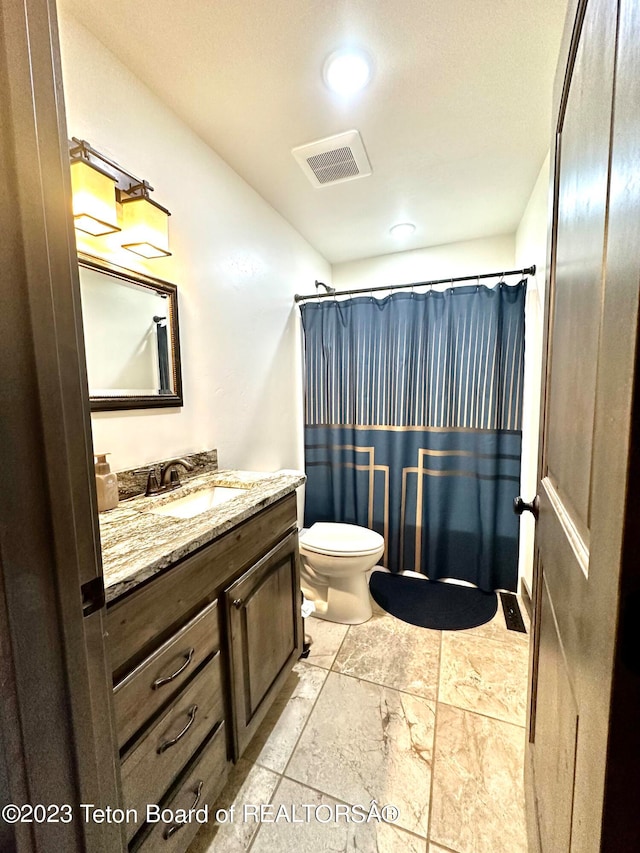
[300,522,384,558]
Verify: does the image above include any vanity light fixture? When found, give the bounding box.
[68,138,171,258]
[389,222,416,238]
[119,182,171,259]
[69,141,120,236]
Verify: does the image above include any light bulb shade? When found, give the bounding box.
[70,159,121,236]
[120,196,171,258]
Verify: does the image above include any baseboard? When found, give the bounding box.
[520,578,533,620]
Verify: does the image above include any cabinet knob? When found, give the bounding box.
[233,598,243,609]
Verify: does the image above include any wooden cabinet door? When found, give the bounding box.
[225,530,302,758]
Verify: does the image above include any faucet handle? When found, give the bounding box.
[145,468,161,496]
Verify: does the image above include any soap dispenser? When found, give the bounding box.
[95,453,119,512]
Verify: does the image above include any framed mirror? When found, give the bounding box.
[78,254,183,410]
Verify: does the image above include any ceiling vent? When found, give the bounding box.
[292,130,372,188]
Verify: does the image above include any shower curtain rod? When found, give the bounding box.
[294,265,536,303]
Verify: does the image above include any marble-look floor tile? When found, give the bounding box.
[333,609,441,699]
[251,777,427,853]
[243,662,327,773]
[430,703,527,853]
[187,758,279,853]
[304,616,349,669]
[439,632,528,726]
[285,671,435,838]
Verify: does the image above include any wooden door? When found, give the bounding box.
[527,0,640,850]
[225,531,303,758]
[0,0,123,850]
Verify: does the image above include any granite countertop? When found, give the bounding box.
[99,469,305,603]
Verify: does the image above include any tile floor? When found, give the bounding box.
[189,597,531,853]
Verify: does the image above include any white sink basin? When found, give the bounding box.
[149,486,248,520]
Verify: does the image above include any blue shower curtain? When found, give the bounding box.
[300,282,526,592]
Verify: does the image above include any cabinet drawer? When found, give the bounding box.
[114,601,219,748]
[132,721,228,853]
[107,493,297,677]
[122,653,224,842]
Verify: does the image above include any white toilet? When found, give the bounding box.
[299,522,385,624]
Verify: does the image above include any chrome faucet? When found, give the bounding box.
[145,458,194,496]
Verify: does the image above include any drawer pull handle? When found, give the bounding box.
[152,648,195,689]
[163,780,204,840]
[157,704,198,754]
[233,598,243,609]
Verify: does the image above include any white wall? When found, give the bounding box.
[332,234,516,291]
[515,152,550,595]
[58,13,330,474]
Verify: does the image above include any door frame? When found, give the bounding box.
[0,1,123,850]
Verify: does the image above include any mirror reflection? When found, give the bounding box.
[78,256,183,410]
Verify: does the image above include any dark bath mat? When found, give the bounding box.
[369,571,498,630]
[499,591,527,633]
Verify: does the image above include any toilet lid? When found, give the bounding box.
[300,522,384,556]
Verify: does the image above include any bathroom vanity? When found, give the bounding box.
[100,469,304,851]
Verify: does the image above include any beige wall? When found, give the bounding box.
[332,234,515,291]
[59,12,330,475]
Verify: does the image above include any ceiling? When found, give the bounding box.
[59,0,567,264]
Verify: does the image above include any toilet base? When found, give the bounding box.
[301,565,372,624]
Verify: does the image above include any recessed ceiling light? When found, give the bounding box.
[323,50,371,96]
[390,223,416,238]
